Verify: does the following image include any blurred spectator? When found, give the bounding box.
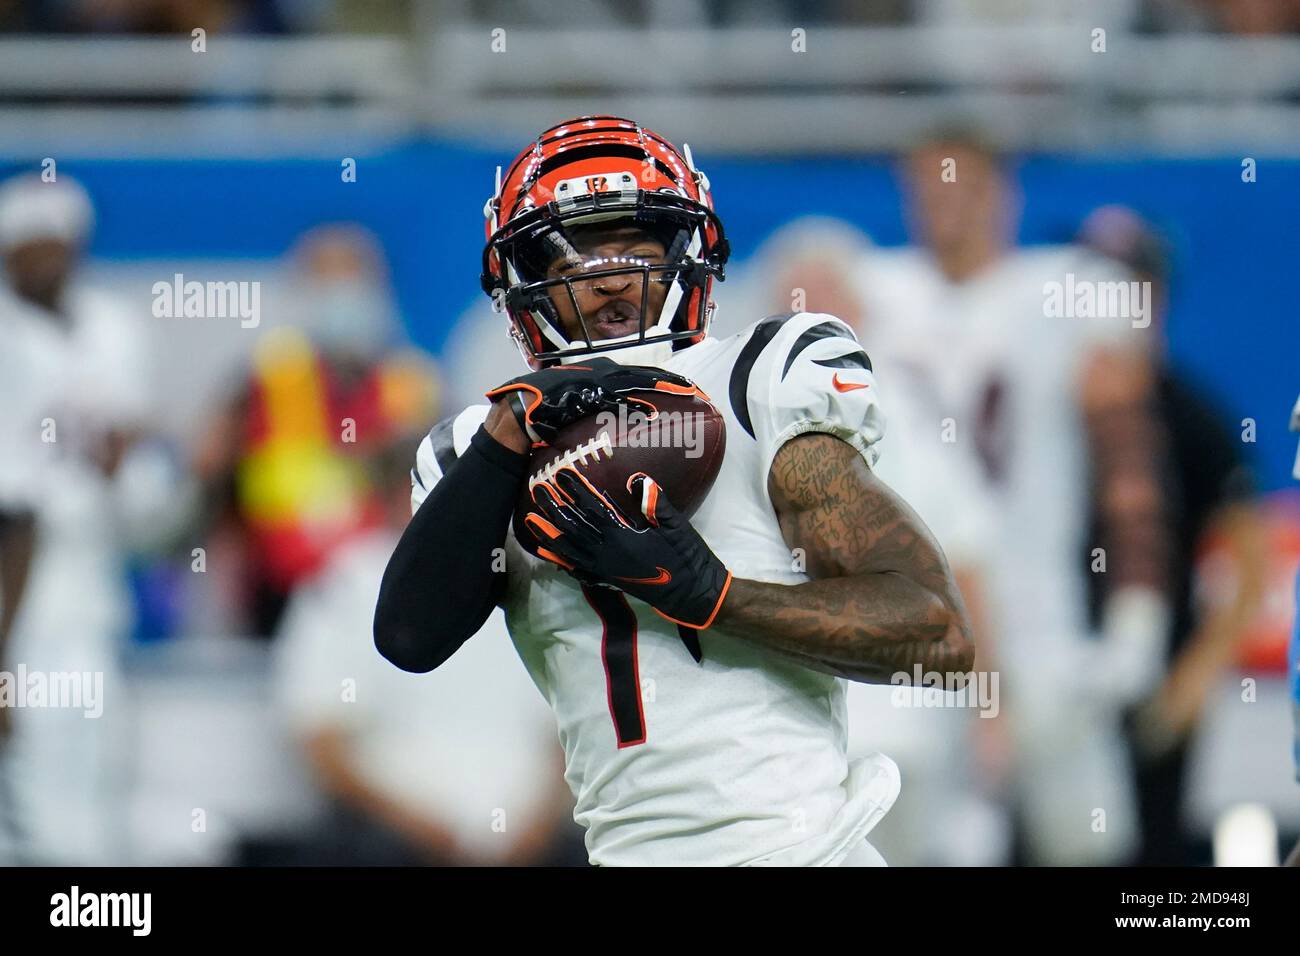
[189,224,438,638]
[1136,0,1300,33]
[1195,0,1300,35]
[1078,205,1268,865]
[700,0,908,27]
[885,129,1172,865]
[915,0,1141,28]
[290,224,404,360]
[0,172,182,863]
[53,0,291,34]
[0,0,46,31]
[270,432,579,865]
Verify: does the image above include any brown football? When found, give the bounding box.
[513,387,727,556]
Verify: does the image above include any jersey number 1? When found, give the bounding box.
[582,585,646,748]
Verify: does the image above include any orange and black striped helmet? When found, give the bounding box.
[481,116,730,369]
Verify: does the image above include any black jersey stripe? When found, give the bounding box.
[811,350,873,372]
[780,320,858,381]
[426,416,459,478]
[729,314,792,440]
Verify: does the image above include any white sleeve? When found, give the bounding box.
[410,403,492,513]
[744,312,886,479]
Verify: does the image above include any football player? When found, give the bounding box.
[374,116,973,866]
[888,134,1173,865]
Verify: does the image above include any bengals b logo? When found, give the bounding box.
[585,176,609,193]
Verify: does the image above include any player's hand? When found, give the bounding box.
[524,468,731,630]
[486,358,695,447]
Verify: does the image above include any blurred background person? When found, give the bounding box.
[270,431,580,866]
[1078,205,1268,865]
[885,129,1173,865]
[0,239,54,860]
[0,172,182,864]
[188,224,439,639]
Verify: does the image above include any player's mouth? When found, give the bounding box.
[589,301,644,340]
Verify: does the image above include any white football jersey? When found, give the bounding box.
[412,312,901,866]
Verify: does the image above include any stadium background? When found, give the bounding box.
[15,150,1300,491]
[0,0,1297,866]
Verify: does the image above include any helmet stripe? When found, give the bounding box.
[533,143,678,183]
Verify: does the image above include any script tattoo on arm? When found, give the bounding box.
[714,432,974,684]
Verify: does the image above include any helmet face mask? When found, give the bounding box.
[481,117,729,369]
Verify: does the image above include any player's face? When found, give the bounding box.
[904,142,1006,255]
[544,225,671,343]
[4,237,77,310]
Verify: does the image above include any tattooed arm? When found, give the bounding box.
[713,432,974,684]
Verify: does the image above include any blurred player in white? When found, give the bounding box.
[879,130,1173,864]
[374,117,975,866]
[0,173,170,864]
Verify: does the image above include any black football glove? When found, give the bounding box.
[486,357,696,447]
[523,467,732,630]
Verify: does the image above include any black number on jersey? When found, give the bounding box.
[581,585,646,748]
[975,373,1012,486]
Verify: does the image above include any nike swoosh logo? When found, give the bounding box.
[614,567,672,586]
[832,373,869,393]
